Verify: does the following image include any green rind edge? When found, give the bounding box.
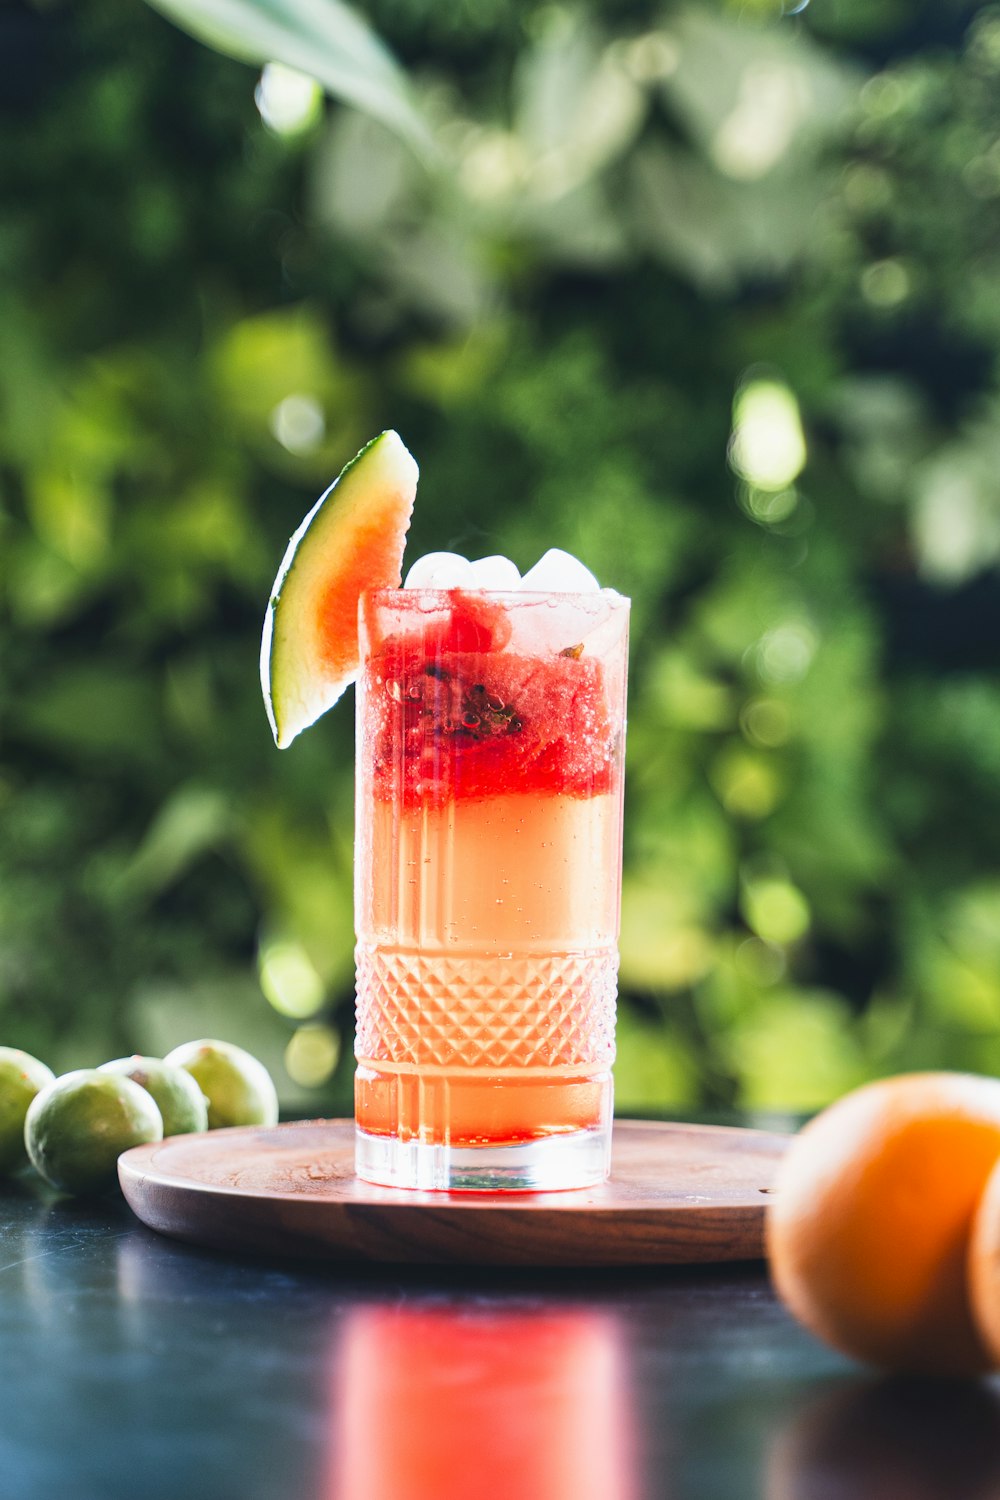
[260,429,417,748]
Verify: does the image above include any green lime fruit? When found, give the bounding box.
[98,1055,209,1137]
[0,1047,56,1175]
[163,1039,279,1129]
[24,1069,163,1196]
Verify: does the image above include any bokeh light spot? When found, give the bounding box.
[730,379,807,491]
[285,1024,340,1088]
[742,876,811,944]
[740,696,792,747]
[964,155,1000,199]
[710,746,783,819]
[861,258,910,307]
[754,622,817,684]
[259,939,325,1019]
[255,63,323,137]
[735,936,787,985]
[860,74,905,117]
[740,484,800,528]
[270,393,326,454]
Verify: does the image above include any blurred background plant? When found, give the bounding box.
[3,0,1000,1116]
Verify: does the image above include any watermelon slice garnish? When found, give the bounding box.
[261,430,418,748]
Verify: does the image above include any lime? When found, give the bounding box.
[98,1055,209,1137]
[25,1069,163,1195]
[163,1039,279,1128]
[0,1047,55,1175]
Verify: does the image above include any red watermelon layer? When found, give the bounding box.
[362,594,617,807]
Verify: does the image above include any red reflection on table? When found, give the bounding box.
[329,1304,635,1500]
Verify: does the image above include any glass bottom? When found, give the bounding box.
[355,1122,612,1192]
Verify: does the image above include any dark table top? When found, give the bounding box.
[3,1175,1000,1500]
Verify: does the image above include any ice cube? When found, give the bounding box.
[403,552,476,589]
[506,590,625,653]
[519,548,600,593]
[468,555,522,590]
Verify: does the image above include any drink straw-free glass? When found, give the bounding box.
[354,587,629,1190]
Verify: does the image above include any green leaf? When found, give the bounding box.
[123,786,234,898]
[143,0,433,154]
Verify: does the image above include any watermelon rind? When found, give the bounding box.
[261,430,418,748]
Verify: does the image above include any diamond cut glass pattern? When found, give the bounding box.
[355,947,619,1069]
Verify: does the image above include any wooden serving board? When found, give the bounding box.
[118,1119,789,1268]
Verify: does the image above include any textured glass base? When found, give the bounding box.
[355,1122,612,1192]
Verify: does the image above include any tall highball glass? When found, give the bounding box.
[354,586,629,1190]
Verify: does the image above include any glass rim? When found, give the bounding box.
[362,586,631,606]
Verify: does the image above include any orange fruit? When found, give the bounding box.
[261,430,418,747]
[766,1072,1000,1374]
[967,1155,1000,1362]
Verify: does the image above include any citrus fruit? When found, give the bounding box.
[766,1071,1000,1374]
[98,1055,208,1136]
[966,1155,1000,1363]
[24,1069,164,1196]
[261,429,418,748]
[0,1047,55,1175]
[163,1039,279,1128]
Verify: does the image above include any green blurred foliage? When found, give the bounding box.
[2,0,1000,1113]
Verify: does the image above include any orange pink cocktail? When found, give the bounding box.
[353,585,629,1190]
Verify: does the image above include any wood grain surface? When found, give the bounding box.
[118,1118,790,1267]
